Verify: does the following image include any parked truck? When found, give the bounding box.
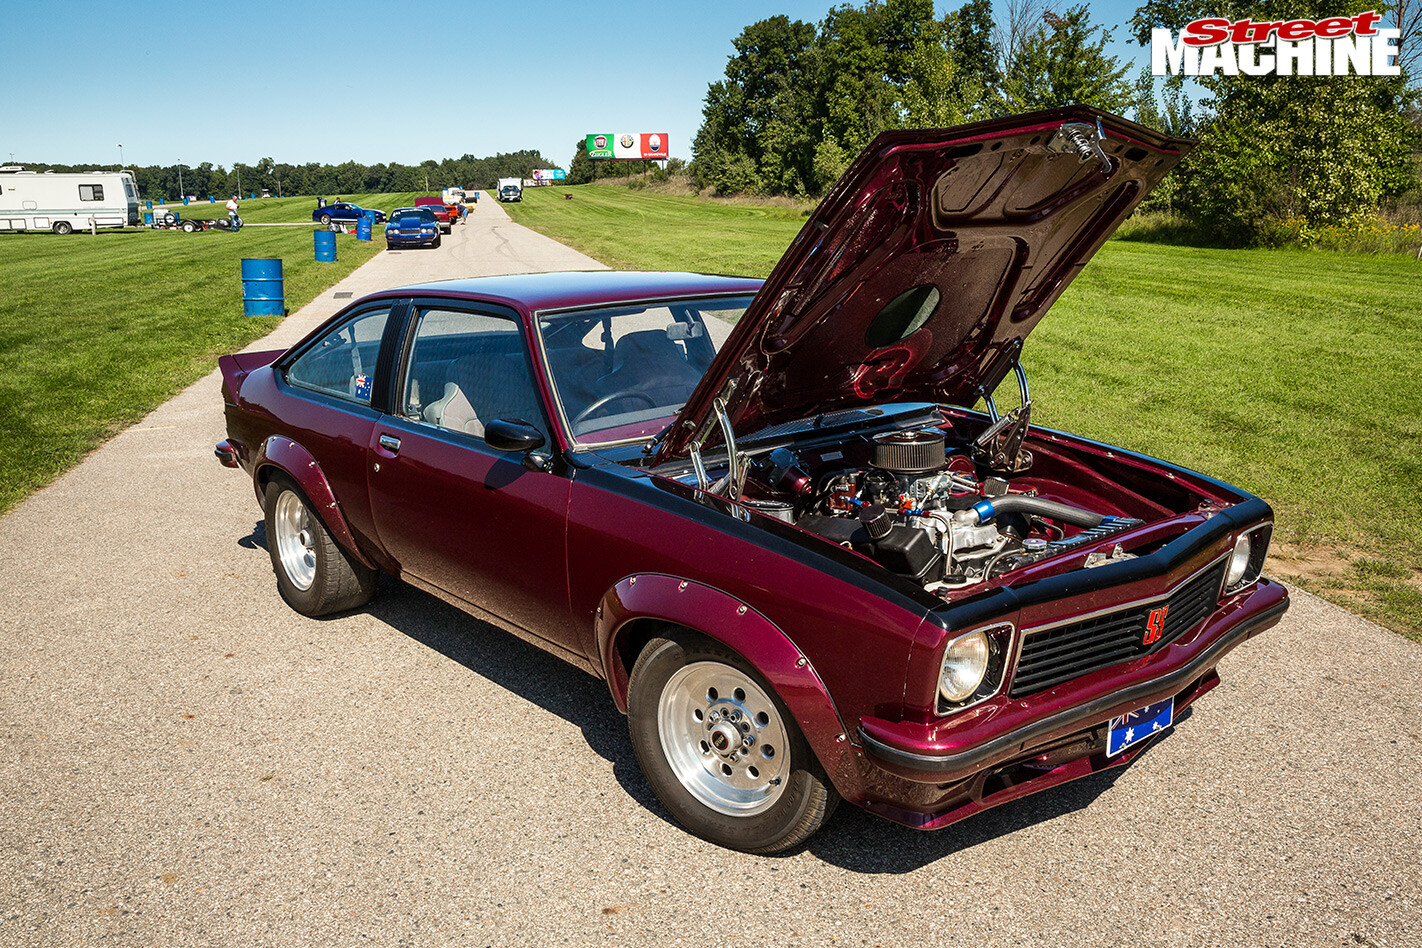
[496,177,522,202]
[0,166,141,233]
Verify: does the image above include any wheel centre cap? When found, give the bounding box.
[708,721,740,756]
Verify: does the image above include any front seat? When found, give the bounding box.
[423,356,485,437]
[610,330,704,406]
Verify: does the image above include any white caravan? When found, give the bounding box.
[0,167,141,234]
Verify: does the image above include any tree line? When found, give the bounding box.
[14,151,557,203]
[691,0,1420,244]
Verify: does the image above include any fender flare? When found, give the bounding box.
[252,436,376,570]
[595,573,867,805]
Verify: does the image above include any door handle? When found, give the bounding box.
[378,433,401,453]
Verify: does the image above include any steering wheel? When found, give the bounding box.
[571,390,657,428]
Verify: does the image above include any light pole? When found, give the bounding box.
[177,159,184,202]
[117,143,124,167]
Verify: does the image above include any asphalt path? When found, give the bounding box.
[2,197,1418,948]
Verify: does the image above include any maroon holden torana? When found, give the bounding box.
[216,107,1288,853]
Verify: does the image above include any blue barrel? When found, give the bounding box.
[145,200,152,209]
[355,214,372,241]
[314,230,337,262]
[209,196,215,203]
[183,196,189,205]
[240,258,284,317]
[143,212,154,226]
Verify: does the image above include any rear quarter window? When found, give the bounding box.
[285,307,392,405]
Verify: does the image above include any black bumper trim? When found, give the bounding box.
[860,598,1289,774]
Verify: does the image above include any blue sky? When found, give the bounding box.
[1,0,1146,171]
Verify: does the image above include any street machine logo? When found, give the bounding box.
[1152,10,1402,75]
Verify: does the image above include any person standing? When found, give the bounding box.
[225,194,240,229]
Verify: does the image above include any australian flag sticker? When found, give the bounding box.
[1107,697,1174,757]
[354,374,372,400]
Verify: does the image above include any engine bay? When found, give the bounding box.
[737,427,1150,595]
[661,403,1230,599]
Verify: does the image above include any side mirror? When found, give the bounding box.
[485,418,546,454]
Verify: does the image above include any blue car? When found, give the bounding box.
[313,201,387,225]
[384,207,441,249]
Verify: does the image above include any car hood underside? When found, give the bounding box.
[655,107,1193,463]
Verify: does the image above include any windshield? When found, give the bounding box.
[536,295,752,446]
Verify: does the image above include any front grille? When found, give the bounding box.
[1009,561,1227,699]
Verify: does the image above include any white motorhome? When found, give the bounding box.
[0,167,141,234]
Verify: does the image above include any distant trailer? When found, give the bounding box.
[0,166,141,234]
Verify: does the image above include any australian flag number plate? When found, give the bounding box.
[1107,697,1174,757]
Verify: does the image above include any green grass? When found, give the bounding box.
[511,184,1422,639]
[502,183,809,275]
[0,214,386,513]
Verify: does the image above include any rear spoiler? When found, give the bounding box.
[218,348,282,400]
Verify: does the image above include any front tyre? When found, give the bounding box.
[628,633,838,854]
[262,475,375,617]
[52,221,74,235]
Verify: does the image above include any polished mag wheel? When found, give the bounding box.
[628,632,838,853]
[272,489,317,591]
[658,662,791,816]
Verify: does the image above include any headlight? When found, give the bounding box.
[1225,534,1252,588]
[939,629,990,703]
[1224,524,1272,592]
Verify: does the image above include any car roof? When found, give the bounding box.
[366,270,764,314]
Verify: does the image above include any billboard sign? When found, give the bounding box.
[532,168,567,180]
[586,133,669,160]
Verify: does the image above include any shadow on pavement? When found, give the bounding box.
[363,574,668,820]
[304,565,1184,873]
[238,519,267,551]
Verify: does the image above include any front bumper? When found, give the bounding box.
[853,580,1288,827]
[386,233,438,246]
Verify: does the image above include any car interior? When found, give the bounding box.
[538,301,745,441]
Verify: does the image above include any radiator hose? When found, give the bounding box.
[959,495,1105,529]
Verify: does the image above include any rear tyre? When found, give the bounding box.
[52,221,74,235]
[627,632,838,854]
[181,220,198,232]
[262,475,376,617]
